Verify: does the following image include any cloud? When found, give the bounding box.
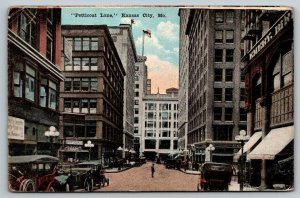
[157,21,179,40]
[136,33,163,51]
[145,54,178,94]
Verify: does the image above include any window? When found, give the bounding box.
[90,99,97,113]
[215,30,223,43]
[225,88,233,101]
[225,108,233,121]
[135,100,139,105]
[73,78,80,91]
[159,140,170,149]
[145,140,156,149]
[214,88,222,101]
[18,14,36,47]
[90,58,98,71]
[25,65,36,101]
[14,62,23,98]
[63,98,97,114]
[240,108,247,121]
[46,37,53,61]
[134,127,138,133]
[240,88,245,101]
[135,84,139,89]
[214,107,222,120]
[226,69,233,81]
[86,121,96,137]
[135,92,139,97]
[72,37,99,51]
[226,49,234,62]
[91,78,98,91]
[225,30,234,43]
[214,69,222,81]
[81,78,89,91]
[40,83,47,107]
[48,80,57,110]
[226,11,234,23]
[215,11,224,23]
[135,76,139,81]
[213,125,233,141]
[215,49,223,62]
[64,99,72,112]
[134,108,139,114]
[134,117,139,124]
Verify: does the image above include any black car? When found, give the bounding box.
[59,160,109,191]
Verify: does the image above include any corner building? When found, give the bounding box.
[242,10,294,188]
[8,8,64,156]
[60,25,125,163]
[183,9,246,163]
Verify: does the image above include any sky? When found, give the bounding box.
[62,7,180,93]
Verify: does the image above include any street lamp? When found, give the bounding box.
[44,126,59,156]
[207,144,215,162]
[235,130,250,191]
[84,140,94,161]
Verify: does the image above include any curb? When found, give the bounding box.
[105,165,136,173]
[178,169,200,175]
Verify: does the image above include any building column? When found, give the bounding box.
[260,105,268,189]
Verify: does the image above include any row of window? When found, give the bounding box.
[145,130,178,138]
[64,57,98,71]
[143,112,178,120]
[144,121,178,129]
[103,101,122,126]
[65,77,98,92]
[214,68,245,82]
[144,103,179,111]
[215,30,234,43]
[215,49,234,62]
[63,122,96,138]
[187,126,206,144]
[66,37,99,51]
[214,107,246,121]
[214,88,245,102]
[64,98,97,114]
[144,139,178,150]
[14,62,58,110]
[215,10,235,23]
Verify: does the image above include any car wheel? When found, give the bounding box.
[20,179,36,192]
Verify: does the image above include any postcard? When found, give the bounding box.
[7,5,294,192]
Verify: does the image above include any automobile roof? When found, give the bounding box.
[8,155,59,164]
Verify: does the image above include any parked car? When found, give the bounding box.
[8,155,70,192]
[59,160,109,191]
[165,158,181,169]
[197,162,233,191]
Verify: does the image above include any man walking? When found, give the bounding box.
[151,163,155,178]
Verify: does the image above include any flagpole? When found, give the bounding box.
[142,31,145,56]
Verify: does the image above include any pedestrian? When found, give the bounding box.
[151,163,155,178]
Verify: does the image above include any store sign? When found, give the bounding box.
[8,116,25,140]
[65,140,83,145]
[65,146,82,151]
[249,11,292,60]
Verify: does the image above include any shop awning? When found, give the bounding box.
[248,126,294,160]
[233,131,262,161]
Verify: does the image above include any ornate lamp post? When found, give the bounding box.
[235,130,250,191]
[207,144,215,162]
[84,140,94,161]
[44,126,59,157]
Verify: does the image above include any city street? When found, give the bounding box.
[97,162,199,192]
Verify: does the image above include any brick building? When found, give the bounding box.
[8,8,64,156]
[59,25,125,163]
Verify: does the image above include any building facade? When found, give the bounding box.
[178,9,190,154]
[109,24,138,155]
[8,8,64,156]
[242,10,294,188]
[141,91,179,160]
[133,56,148,156]
[60,25,125,163]
[183,9,246,163]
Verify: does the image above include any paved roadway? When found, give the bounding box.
[96,162,199,192]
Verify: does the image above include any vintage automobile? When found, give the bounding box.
[197,162,233,191]
[59,160,109,191]
[8,155,71,192]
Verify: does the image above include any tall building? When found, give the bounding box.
[60,25,125,163]
[178,9,190,153]
[8,8,64,156]
[109,24,138,155]
[242,10,294,188]
[182,9,246,163]
[141,90,179,160]
[133,56,148,155]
